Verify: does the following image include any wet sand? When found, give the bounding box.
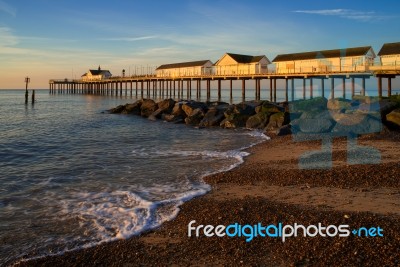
[15,132,400,266]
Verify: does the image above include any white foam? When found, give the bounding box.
[14,129,269,265]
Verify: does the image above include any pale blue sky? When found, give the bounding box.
[1,0,399,88]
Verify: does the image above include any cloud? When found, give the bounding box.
[293,9,391,22]
[99,36,157,42]
[0,0,16,16]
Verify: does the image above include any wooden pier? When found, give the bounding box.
[49,71,393,102]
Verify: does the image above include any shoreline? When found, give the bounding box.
[15,132,400,266]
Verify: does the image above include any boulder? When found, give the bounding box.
[233,103,257,116]
[332,114,382,135]
[255,101,284,114]
[220,114,251,129]
[122,101,142,115]
[162,114,185,123]
[264,112,289,132]
[140,99,157,117]
[300,110,331,120]
[157,98,176,114]
[109,105,125,114]
[182,101,208,116]
[199,107,225,127]
[185,108,205,126]
[386,108,400,128]
[277,125,292,136]
[246,112,269,129]
[298,118,334,133]
[289,97,328,112]
[327,99,352,112]
[172,103,187,118]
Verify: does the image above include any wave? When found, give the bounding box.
[13,130,269,266]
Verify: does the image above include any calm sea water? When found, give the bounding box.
[0,90,268,265]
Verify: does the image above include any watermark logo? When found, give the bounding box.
[289,92,382,169]
[188,220,383,242]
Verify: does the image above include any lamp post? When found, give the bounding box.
[25,76,30,104]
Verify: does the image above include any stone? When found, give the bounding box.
[109,105,125,114]
[276,124,292,136]
[140,99,157,117]
[332,114,382,135]
[264,112,289,132]
[220,114,251,129]
[182,101,208,116]
[233,103,257,116]
[122,101,142,115]
[199,107,225,127]
[157,98,176,114]
[300,110,331,120]
[185,108,205,126]
[255,101,284,114]
[289,97,328,112]
[246,112,269,129]
[171,103,187,118]
[386,108,400,128]
[298,118,334,133]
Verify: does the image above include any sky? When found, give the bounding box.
[0,0,400,89]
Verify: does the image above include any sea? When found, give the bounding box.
[0,89,269,265]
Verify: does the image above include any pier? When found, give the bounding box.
[49,43,400,102]
[49,70,397,102]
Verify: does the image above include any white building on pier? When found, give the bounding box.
[81,66,112,81]
[155,60,213,77]
[214,53,270,75]
[273,46,375,74]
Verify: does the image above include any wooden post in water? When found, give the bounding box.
[310,78,313,99]
[378,77,382,98]
[32,90,35,104]
[285,78,288,102]
[218,79,221,101]
[269,79,272,102]
[342,78,346,99]
[388,77,392,97]
[242,79,246,101]
[331,77,335,99]
[25,77,30,104]
[291,78,295,102]
[302,79,306,100]
[229,80,233,102]
[351,78,355,98]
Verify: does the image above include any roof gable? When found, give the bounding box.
[273,46,374,62]
[156,60,212,70]
[216,53,269,65]
[378,42,400,56]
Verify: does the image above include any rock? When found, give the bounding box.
[148,114,157,121]
[171,103,187,118]
[109,105,125,114]
[276,125,292,136]
[140,99,157,117]
[122,101,142,115]
[386,108,400,128]
[327,99,352,112]
[298,118,335,133]
[264,112,289,132]
[157,98,176,114]
[233,103,257,116]
[246,112,269,129]
[199,107,225,127]
[206,101,230,109]
[150,108,164,119]
[332,114,382,135]
[182,101,208,116]
[185,108,205,126]
[162,114,185,124]
[300,110,331,120]
[220,114,251,129]
[289,97,328,112]
[255,101,284,114]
